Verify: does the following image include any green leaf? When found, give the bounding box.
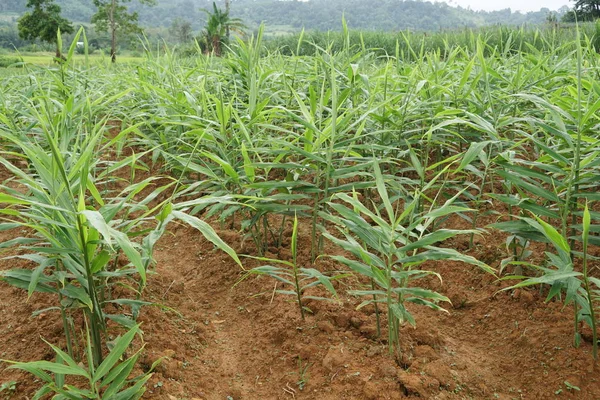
[27,258,54,300]
[531,216,570,254]
[300,268,339,299]
[61,284,93,310]
[81,210,113,248]
[582,203,591,248]
[5,360,89,377]
[200,151,240,184]
[91,250,111,274]
[172,210,242,268]
[93,325,140,384]
[241,142,255,183]
[0,193,29,205]
[101,352,141,395]
[44,342,83,381]
[373,160,394,222]
[32,385,53,400]
[291,213,299,266]
[399,229,462,253]
[113,230,146,285]
[112,372,152,400]
[0,269,58,294]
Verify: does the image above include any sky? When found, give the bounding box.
[441,0,571,12]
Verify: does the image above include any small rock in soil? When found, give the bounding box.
[518,289,535,304]
[449,289,469,309]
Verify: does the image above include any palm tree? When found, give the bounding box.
[571,0,600,20]
[201,2,245,56]
[225,0,230,39]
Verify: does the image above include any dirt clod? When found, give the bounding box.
[322,346,350,371]
[398,370,426,396]
[317,320,335,334]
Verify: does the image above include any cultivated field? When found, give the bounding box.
[0,26,599,399]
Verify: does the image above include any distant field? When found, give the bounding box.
[0,13,18,22]
[0,52,145,69]
[264,24,297,37]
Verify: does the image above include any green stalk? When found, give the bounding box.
[563,27,584,348]
[277,212,288,249]
[41,119,105,366]
[263,214,269,254]
[371,278,381,338]
[570,26,584,250]
[387,216,399,354]
[318,60,339,256]
[386,255,394,354]
[470,148,491,249]
[58,291,74,360]
[77,213,105,367]
[582,205,597,360]
[563,25,583,242]
[56,260,75,359]
[574,304,580,348]
[291,215,304,320]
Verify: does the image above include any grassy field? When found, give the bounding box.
[0,52,145,68]
[0,25,599,398]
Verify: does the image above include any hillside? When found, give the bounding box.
[0,0,567,32]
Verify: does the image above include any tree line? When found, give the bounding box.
[16,0,156,62]
[3,0,570,31]
[3,0,600,60]
[12,0,244,61]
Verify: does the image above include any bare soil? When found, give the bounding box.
[1,161,599,399]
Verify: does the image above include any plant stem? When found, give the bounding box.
[371,278,381,338]
[582,207,597,360]
[77,215,104,367]
[291,215,304,320]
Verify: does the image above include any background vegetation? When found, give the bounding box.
[0,0,572,53]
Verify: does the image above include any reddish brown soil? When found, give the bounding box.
[1,161,599,399]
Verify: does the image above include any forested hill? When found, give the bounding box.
[0,0,567,32]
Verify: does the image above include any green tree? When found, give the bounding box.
[17,0,74,59]
[201,2,245,56]
[225,0,230,39]
[565,0,600,21]
[170,17,193,43]
[91,0,156,63]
